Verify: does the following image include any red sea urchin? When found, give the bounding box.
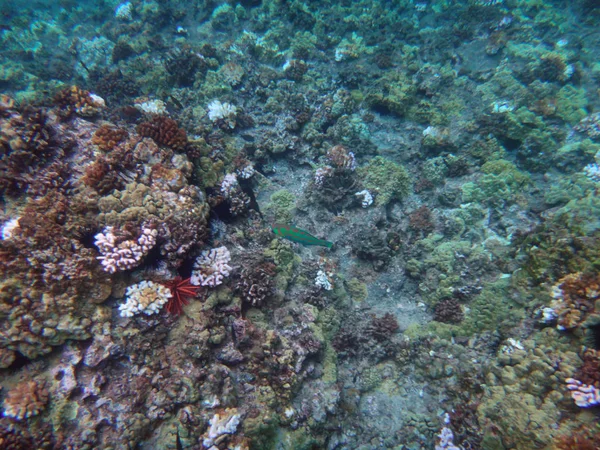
[162,277,201,315]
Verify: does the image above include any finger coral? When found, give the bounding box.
[3,380,49,420]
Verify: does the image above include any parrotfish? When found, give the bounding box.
[272,224,333,248]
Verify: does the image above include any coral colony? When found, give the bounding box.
[1,1,600,449]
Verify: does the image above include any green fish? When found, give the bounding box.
[272,224,333,248]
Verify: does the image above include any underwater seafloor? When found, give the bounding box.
[1,0,600,448]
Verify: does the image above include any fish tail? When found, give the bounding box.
[324,240,333,249]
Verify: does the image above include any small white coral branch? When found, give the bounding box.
[191,246,232,287]
[202,409,241,448]
[355,190,373,208]
[314,166,333,187]
[315,270,333,291]
[115,2,133,20]
[236,163,255,179]
[1,217,20,240]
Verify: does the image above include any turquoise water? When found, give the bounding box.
[0,1,599,448]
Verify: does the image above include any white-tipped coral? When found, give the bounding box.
[1,217,20,240]
[207,100,237,128]
[315,270,333,291]
[220,173,239,198]
[191,246,232,287]
[565,378,600,407]
[115,2,133,20]
[95,225,158,273]
[355,190,373,208]
[119,281,172,317]
[236,163,255,180]
[202,408,242,448]
[3,380,49,420]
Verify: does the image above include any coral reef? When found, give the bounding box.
[1,0,600,447]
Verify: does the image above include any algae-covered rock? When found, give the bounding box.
[265,189,296,224]
[358,156,411,206]
[556,85,588,125]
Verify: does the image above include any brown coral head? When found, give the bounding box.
[54,86,105,117]
[327,145,356,170]
[92,124,129,152]
[552,272,600,330]
[367,312,399,341]
[409,205,435,235]
[236,259,277,306]
[137,116,187,151]
[433,298,464,324]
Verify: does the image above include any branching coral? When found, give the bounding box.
[95,224,158,273]
[97,183,210,267]
[565,378,600,407]
[0,104,62,194]
[165,48,207,87]
[0,190,105,291]
[433,298,464,324]
[236,258,277,306]
[137,116,188,151]
[119,280,172,317]
[92,124,129,152]
[3,380,49,420]
[549,272,600,330]
[191,246,232,287]
[54,86,105,117]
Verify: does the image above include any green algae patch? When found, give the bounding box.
[556,85,589,125]
[266,189,296,224]
[345,277,368,302]
[358,156,411,206]
[462,159,530,207]
[460,279,522,336]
